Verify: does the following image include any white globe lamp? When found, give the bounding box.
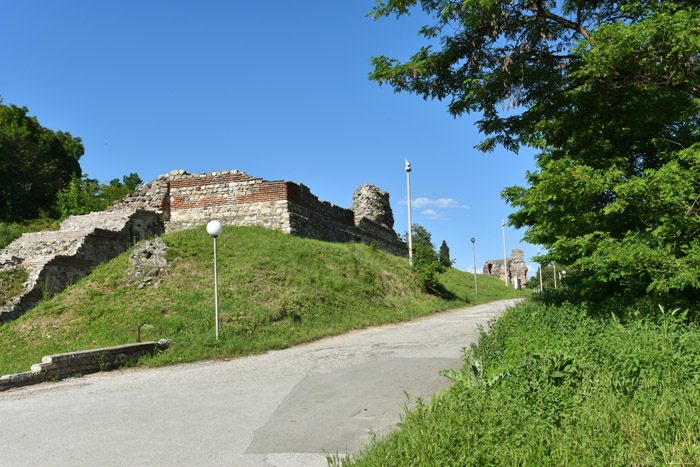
[207,220,223,238]
[207,220,223,339]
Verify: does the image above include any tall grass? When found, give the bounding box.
[0,226,525,375]
[0,267,28,305]
[334,299,700,465]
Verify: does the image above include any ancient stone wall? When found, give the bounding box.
[483,249,529,288]
[0,168,407,325]
[113,169,406,256]
[165,171,292,233]
[0,210,162,324]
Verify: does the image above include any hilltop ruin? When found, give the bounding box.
[0,169,405,324]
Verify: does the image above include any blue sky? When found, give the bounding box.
[1,1,544,277]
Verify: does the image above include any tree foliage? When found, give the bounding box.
[438,240,453,269]
[371,1,700,297]
[53,172,142,220]
[0,100,84,222]
[406,224,445,291]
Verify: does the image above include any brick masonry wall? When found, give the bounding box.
[164,171,292,233]
[157,170,406,257]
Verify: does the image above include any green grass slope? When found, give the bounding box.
[0,226,525,375]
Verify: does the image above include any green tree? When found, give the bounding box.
[438,240,453,269]
[405,224,444,291]
[529,264,567,291]
[0,99,83,222]
[53,175,104,219]
[371,1,700,297]
[53,172,143,220]
[99,172,143,207]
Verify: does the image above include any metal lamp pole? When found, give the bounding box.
[207,220,223,340]
[502,219,509,286]
[405,159,413,266]
[471,237,478,294]
[538,249,543,292]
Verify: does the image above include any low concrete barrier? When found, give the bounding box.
[0,339,170,392]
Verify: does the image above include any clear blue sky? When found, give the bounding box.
[1,1,544,276]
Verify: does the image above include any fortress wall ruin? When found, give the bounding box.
[0,210,163,324]
[164,171,292,233]
[127,170,406,256]
[483,248,529,288]
[1,169,406,324]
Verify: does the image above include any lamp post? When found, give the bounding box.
[471,237,478,294]
[538,249,543,292]
[207,220,223,340]
[502,219,509,286]
[405,159,413,266]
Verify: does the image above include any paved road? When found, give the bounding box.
[0,299,521,467]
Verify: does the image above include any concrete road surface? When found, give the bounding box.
[0,299,521,467]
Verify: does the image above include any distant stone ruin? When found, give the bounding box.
[0,169,406,324]
[483,249,529,288]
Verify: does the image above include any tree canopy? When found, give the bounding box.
[371,1,700,297]
[53,172,143,220]
[0,100,84,222]
[438,240,453,269]
[405,224,446,291]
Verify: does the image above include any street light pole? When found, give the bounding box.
[502,219,509,286]
[405,159,413,266]
[538,249,543,292]
[207,220,223,340]
[471,237,478,294]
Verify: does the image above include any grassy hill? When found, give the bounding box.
[0,226,525,375]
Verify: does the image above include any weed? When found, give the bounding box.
[0,266,28,305]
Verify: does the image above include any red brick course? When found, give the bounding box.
[169,180,290,210]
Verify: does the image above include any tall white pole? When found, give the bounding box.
[502,219,509,286]
[405,159,413,266]
[207,220,223,340]
[213,236,219,340]
[471,237,478,294]
[553,263,557,289]
[538,249,543,292]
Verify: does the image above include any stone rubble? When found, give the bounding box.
[124,238,170,289]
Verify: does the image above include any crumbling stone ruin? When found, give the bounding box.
[124,237,170,289]
[106,169,405,255]
[349,184,394,230]
[483,249,529,288]
[0,210,163,324]
[0,169,406,324]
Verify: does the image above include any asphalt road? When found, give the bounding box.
[0,299,521,467]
